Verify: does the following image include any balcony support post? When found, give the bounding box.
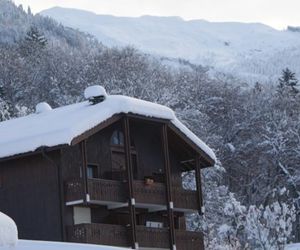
[80,140,88,203]
[123,116,138,249]
[195,156,203,214]
[162,124,176,250]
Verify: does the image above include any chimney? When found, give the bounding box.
[84,85,107,105]
[35,102,52,114]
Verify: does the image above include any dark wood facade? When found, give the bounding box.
[0,114,214,250]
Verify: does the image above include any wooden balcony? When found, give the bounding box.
[137,225,169,249]
[66,223,130,247]
[176,230,205,250]
[65,178,199,211]
[67,223,204,250]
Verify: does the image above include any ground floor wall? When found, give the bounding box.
[0,151,62,241]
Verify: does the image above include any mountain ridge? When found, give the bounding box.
[41,6,300,83]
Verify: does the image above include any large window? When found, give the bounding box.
[110,130,124,146]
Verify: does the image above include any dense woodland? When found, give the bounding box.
[0,0,300,249]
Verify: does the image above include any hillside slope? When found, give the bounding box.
[0,1,100,50]
[41,7,300,83]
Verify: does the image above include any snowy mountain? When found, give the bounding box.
[41,7,300,83]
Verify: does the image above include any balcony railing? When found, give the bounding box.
[88,178,126,202]
[66,223,130,247]
[136,225,169,248]
[67,223,204,250]
[173,187,198,210]
[65,178,199,210]
[65,179,84,202]
[176,230,204,250]
[134,180,166,205]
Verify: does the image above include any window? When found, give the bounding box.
[111,130,124,146]
[146,221,163,228]
[87,164,99,179]
[73,207,91,225]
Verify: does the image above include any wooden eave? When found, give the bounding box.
[168,123,215,167]
[0,113,215,167]
[71,112,215,167]
[0,144,68,163]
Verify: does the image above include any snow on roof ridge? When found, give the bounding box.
[0,94,216,161]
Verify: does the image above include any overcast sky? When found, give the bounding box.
[13,0,300,29]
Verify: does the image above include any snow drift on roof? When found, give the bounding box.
[0,94,215,161]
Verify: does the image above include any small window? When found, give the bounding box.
[146,221,163,228]
[87,164,99,179]
[111,130,124,146]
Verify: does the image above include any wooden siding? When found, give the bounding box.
[0,151,62,241]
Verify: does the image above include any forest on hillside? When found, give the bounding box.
[0,0,300,249]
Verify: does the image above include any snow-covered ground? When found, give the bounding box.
[0,211,125,250]
[0,212,18,247]
[0,240,127,250]
[41,7,300,83]
[286,243,300,250]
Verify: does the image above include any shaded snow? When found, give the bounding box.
[0,240,126,250]
[286,243,300,250]
[0,212,18,247]
[0,93,215,161]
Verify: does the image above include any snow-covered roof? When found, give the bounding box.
[0,92,215,162]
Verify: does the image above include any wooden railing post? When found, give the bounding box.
[80,140,89,203]
[162,124,176,250]
[195,156,203,214]
[123,116,138,249]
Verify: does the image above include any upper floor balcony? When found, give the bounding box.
[65,178,199,212]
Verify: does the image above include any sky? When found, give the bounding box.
[13,0,300,29]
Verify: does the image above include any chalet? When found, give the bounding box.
[0,86,215,250]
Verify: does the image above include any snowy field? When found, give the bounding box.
[0,240,127,250]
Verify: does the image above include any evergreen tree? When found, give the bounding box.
[278,68,299,94]
[25,26,47,46]
[20,26,47,56]
[0,86,10,121]
[27,6,32,16]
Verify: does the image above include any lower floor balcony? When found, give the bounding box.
[65,178,199,212]
[67,223,204,250]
